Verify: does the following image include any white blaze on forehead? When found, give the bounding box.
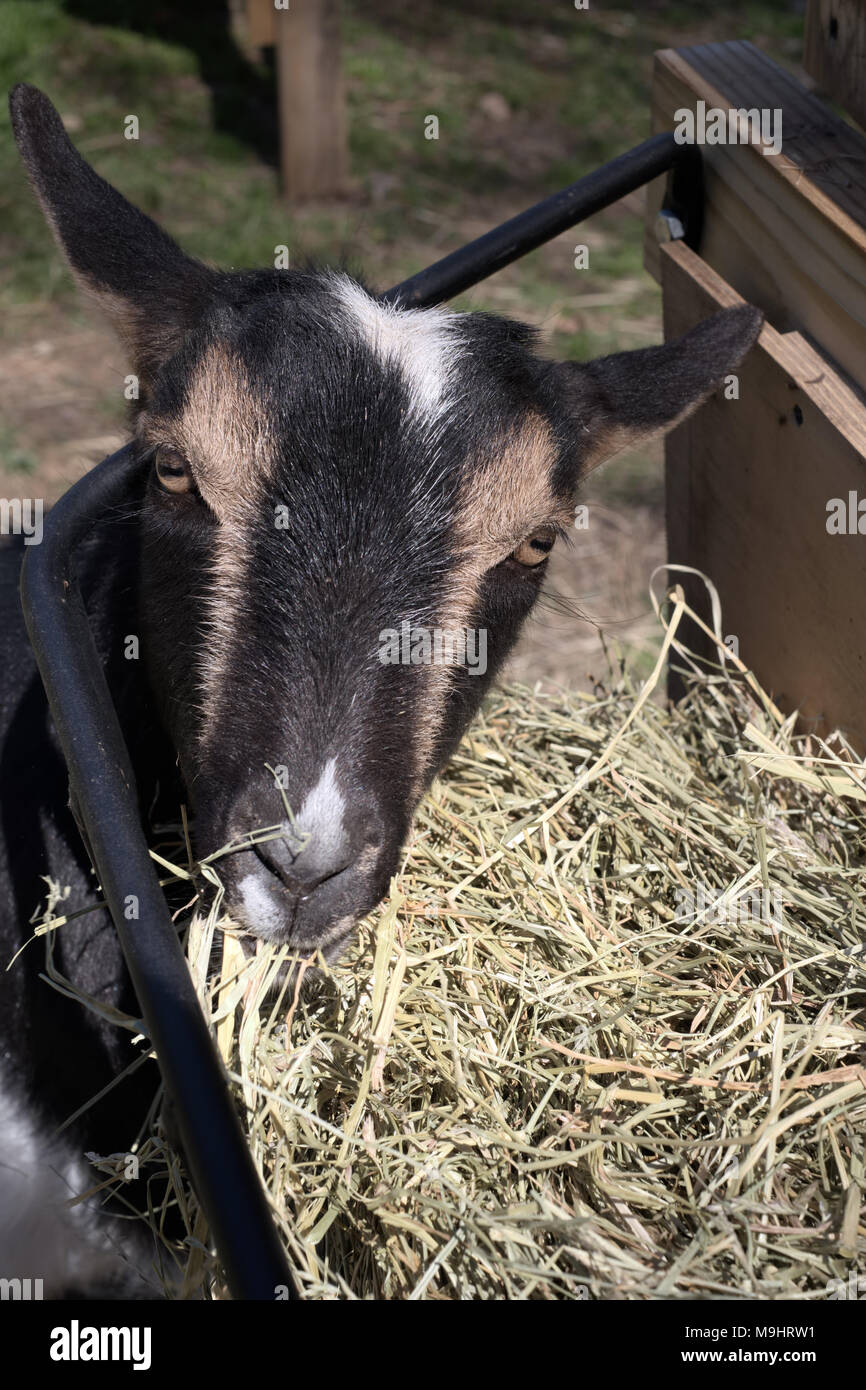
[330,275,464,421]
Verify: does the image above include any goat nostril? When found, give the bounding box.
[254,835,352,894]
[253,836,292,884]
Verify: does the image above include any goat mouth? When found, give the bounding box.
[237,922,356,967]
[216,846,382,955]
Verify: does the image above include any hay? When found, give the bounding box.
[32,576,866,1299]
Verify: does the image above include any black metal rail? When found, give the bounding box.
[19,133,701,1300]
[20,445,297,1302]
[384,131,701,308]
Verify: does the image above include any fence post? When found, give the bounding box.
[275,0,347,200]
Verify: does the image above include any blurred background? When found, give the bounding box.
[0,1,808,688]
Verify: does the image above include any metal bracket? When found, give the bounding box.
[656,142,704,248]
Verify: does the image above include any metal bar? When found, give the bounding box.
[19,444,298,1303]
[383,132,700,309]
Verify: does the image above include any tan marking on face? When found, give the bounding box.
[409,412,570,796]
[140,343,278,743]
[195,524,255,745]
[142,342,277,523]
[455,411,567,565]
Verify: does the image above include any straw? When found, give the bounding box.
[25,577,866,1300]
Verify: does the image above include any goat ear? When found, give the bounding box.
[9,84,215,386]
[550,304,763,475]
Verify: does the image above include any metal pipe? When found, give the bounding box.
[383,132,699,309]
[20,444,298,1302]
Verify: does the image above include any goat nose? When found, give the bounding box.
[254,830,352,893]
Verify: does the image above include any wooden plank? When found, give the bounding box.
[661,239,866,747]
[644,42,866,395]
[275,1,347,201]
[246,0,277,48]
[805,0,866,131]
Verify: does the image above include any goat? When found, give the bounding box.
[0,84,762,1295]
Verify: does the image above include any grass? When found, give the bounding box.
[0,423,37,474]
[0,1,806,357]
[29,577,866,1299]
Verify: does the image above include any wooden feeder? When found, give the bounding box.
[644,2,866,749]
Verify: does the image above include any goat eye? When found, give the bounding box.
[154,447,194,494]
[511,529,556,567]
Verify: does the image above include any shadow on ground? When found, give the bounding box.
[63,0,278,165]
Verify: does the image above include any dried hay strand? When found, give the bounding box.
[29,574,866,1300]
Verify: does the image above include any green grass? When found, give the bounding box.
[0,2,805,324]
[0,422,37,475]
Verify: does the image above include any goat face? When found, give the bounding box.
[11,84,762,958]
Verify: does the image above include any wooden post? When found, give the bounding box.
[273,0,348,201]
[805,0,866,131]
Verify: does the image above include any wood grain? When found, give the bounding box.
[644,42,866,395]
[274,1,348,201]
[805,0,866,132]
[661,240,866,747]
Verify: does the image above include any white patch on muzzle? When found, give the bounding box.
[293,757,345,863]
[236,870,288,940]
[235,758,349,939]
